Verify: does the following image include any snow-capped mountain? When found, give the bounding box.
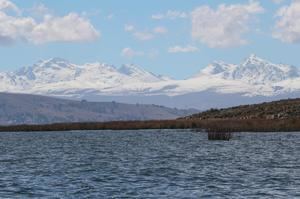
[1,54,300,109]
[196,54,300,84]
[0,58,167,95]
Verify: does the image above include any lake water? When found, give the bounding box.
[0,130,299,198]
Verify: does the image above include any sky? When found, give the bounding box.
[0,0,300,79]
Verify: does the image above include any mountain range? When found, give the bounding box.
[1,54,300,109]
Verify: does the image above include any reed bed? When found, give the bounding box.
[0,118,300,133]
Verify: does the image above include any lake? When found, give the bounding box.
[0,130,299,198]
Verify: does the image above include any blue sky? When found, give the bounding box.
[0,0,299,79]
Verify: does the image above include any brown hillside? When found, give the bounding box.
[185,98,300,120]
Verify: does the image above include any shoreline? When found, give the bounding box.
[0,119,300,132]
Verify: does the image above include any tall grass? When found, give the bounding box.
[0,119,300,132]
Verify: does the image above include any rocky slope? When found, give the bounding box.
[185,98,300,120]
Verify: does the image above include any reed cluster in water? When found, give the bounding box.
[207,132,232,141]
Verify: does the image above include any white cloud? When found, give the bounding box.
[29,3,50,17]
[273,1,300,43]
[121,48,159,59]
[0,0,20,14]
[124,24,154,41]
[124,24,134,32]
[272,0,285,4]
[125,25,168,41]
[151,14,164,20]
[0,0,99,45]
[107,14,114,20]
[168,45,198,53]
[29,13,99,44]
[133,31,154,41]
[153,26,168,34]
[152,10,187,20]
[121,47,144,58]
[191,1,264,48]
[0,11,36,45]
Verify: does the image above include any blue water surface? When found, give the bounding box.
[0,130,299,198]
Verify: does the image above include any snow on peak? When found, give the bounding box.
[119,64,144,75]
[241,54,269,67]
[35,57,72,69]
[234,55,300,84]
[196,54,300,85]
[14,58,78,84]
[201,61,235,75]
[119,64,164,82]
[46,57,69,63]
[0,59,169,95]
[245,53,263,62]
[195,61,237,80]
[1,55,300,99]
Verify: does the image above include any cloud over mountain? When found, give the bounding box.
[151,10,188,20]
[191,1,264,48]
[168,45,198,53]
[124,24,168,41]
[121,47,144,58]
[273,0,300,43]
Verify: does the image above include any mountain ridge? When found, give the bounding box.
[0,92,197,125]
